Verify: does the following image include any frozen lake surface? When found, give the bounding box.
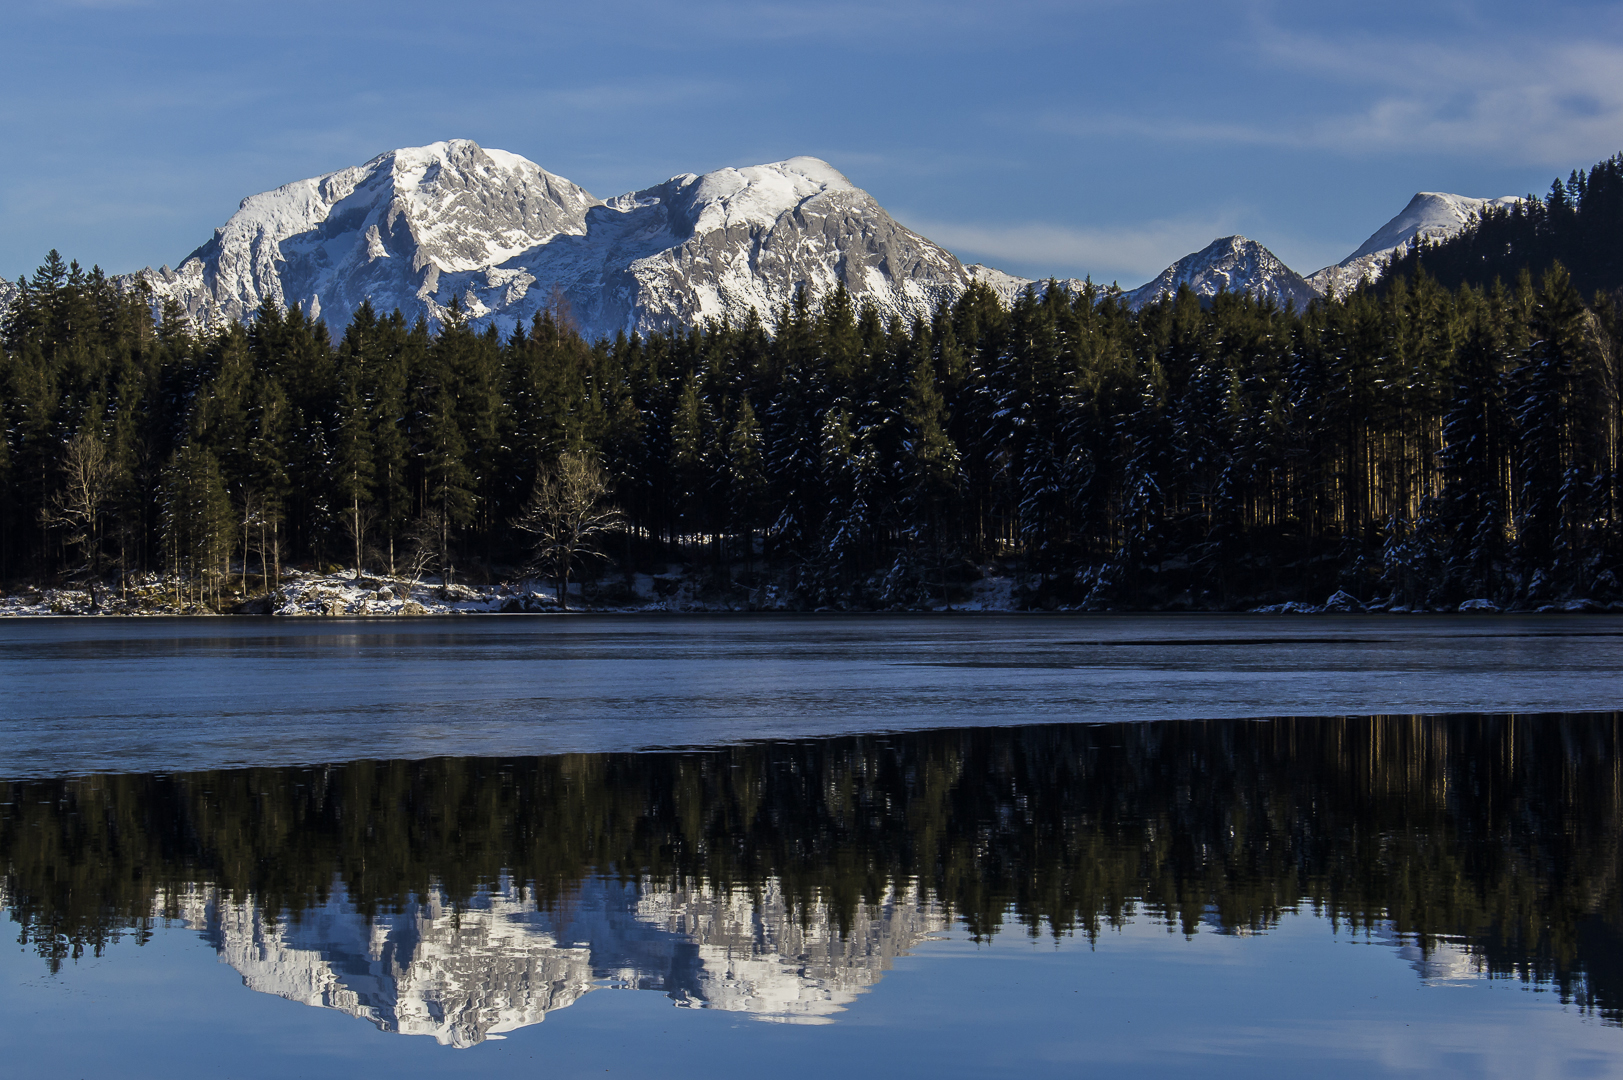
[3,613,1623,776]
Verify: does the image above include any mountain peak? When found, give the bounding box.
[630,156,861,234]
[1126,235,1318,310]
[1307,191,1520,298]
[160,140,601,329]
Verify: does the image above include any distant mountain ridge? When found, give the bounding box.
[0,141,1519,334]
[979,197,1515,310]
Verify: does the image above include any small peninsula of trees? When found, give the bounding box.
[5,155,1623,610]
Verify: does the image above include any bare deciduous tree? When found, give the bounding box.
[43,431,115,575]
[514,453,624,611]
[344,501,377,580]
[241,490,283,592]
[403,507,448,586]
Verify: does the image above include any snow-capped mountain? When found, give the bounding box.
[146,141,600,331]
[1306,192,1520,299]
[138,140,973,342]
[1124,235,1319,310]
[0,275,16,316]
[165,874,946,1046]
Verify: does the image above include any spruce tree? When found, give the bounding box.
[334,365,376,576]
[161,443,234,608]
[727,395,767,565]
[1514,264,1594,596]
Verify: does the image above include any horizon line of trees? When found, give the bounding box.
[3,228,1623,608]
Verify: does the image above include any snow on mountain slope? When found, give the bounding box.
[0,275,15,318]
[1125,235,1319,310]
[464,155,974,340]
[1306,192,1520,298]
[144,140,601,331]
[964,263,1036,306]
[134,144,977,342]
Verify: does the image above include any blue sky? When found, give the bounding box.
[5,0,1623,288]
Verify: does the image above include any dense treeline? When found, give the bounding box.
[5,715,1621,1018]
[4,240,1623,608]
[1389,152,1623,301]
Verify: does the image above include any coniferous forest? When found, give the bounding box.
[5,161,1623,611]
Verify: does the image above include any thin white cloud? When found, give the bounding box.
[897,213,1247,284]
[1041,21,1623,168]
[1255,26,1623,164]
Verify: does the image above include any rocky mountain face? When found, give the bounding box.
[146,141,600,332]
[1123,235,1320,310]
[559,158,970,339]
[1305,191,1520,299]
[134,140,973,342]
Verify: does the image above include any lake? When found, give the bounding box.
[3,615,1622,1077]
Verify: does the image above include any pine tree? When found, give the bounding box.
[161,443,234,608]
[727,395,767,564]
[1438,289,1511,598]
[368,311,416,575]
[334,361,376,576]
[1513,264,1595,597]
[421,385,475,582]
[900,335,961,558]
[669,370,714,557]
[246,377,293,588]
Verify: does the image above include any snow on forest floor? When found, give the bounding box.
[0,571,553,617]
[1,567,1621,616]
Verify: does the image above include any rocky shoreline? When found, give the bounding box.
[3,568,1619,617]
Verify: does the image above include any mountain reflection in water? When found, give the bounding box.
[4,714,1621,1044]
[154,877,941,1044]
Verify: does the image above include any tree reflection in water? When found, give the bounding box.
[3,714,1621,1042]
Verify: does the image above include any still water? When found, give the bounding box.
[4,613,1623,775]
[3,616,1623,1077]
